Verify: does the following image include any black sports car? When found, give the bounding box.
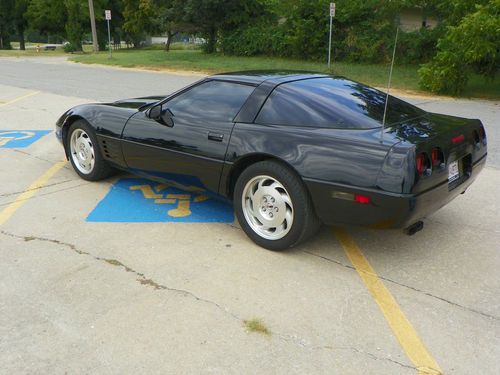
[56,71,487,250]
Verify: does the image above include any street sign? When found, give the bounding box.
[328,3,336,68]
[105,10,112,58]
[330,2,336,17]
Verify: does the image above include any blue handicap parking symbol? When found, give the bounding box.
[0,130,51,148]
[87,178,234,223]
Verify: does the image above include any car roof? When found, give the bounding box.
[210,70,329,85]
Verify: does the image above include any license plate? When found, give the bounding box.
[448,160,460,183]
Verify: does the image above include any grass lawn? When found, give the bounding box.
[69,49,499,99]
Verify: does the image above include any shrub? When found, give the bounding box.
[63,42,77,53]
[419,1,499,94]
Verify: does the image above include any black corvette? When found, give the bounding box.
[56,71,487,250]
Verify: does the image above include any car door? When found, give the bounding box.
[121,80,256,194]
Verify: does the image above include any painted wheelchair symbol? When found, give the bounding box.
[86,177,234,223]
[0,131,35,147]
[130,183,209,218]
[0,130,51,148]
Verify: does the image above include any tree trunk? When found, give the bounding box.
[164,31,178,52]
[18,25,25,50]
[205,28,217,54]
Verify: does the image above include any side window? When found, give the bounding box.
[255,82,347,128]
[166,80,255,122]
[255,78,393,129]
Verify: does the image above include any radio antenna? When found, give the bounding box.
[380,26,399,143]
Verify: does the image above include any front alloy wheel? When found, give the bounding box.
[66,120,115,181]
[70,128,95,174]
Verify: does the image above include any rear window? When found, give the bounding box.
[255,77,424,129]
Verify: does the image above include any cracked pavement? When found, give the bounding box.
[0,57,499,375]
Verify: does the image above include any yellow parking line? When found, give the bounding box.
[0,161,67,226]
[333,228,443,375]
[0,91,40,107]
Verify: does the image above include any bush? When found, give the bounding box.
[419,1,500,94]
[397,26,443,64]
[220,22,287,57]
[63,42,77,53]
[418,53,469,95]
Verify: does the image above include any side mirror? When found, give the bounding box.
[147,105,174,127]
[148,104,162,120]
[161,108,175,127]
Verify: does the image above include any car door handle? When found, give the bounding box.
[208,132,224,142]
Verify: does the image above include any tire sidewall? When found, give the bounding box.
[234,161,309,251]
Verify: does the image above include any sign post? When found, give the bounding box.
[105,10,112,58]
[328,3,335,69]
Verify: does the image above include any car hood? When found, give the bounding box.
[109,96,165,110]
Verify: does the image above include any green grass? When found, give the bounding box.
[243,318,271,336]
[69,49,499,99]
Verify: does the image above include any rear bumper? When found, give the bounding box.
[305,154,487,229]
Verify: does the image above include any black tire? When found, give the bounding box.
[234,160,321,251]
[66,120,115,181]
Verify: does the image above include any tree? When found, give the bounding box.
[26,0,67,39]
[13,0,29,50]
[64,0,88,51]
[158,0,186,52]
[0,0,14,49]
[123,0,156,47]
[419,0,500,94]
[183,0,264,53]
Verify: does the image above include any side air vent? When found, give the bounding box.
[98,137,120,161]
[101,139,111,159]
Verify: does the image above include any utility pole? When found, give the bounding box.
[88,0,99,53]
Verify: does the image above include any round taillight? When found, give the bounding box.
[416,152,430,176]
[431,147,444,169]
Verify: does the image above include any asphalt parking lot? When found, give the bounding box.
[1,57,499,375]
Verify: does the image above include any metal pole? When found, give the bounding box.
[88,0,98,53]
[380,27,399,143]
[107,19,112,58]
[328,12,333,68]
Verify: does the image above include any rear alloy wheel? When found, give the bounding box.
[66,120,115,181]
[242,175,294,241]
[234,160,320,250]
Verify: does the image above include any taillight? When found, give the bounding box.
[416,152,430,176]
[431,147,444,169]
[452,134,465,144]
[354,194,371,204]
[479,125,486,144]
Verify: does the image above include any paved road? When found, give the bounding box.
[1,57,499,375]
[0,56,200,101]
